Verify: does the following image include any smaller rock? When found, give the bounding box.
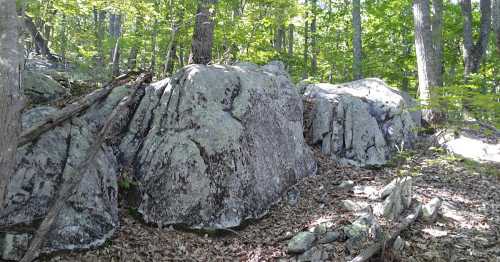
[382,177,412,220]
[0,233,31,261]
[393,236,404,251]
[338,180,355,190]
[287,232,317,254]
[318,231,342,244]
[353,185,379,200]
[296,246,328,262]
[341,199,370,212]
[344,213,383,252]
[422,197,442,223]
[287,187,300,207]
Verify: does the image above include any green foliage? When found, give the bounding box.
[24,0,499,127]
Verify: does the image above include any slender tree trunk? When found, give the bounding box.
[311,0,318,76]
[23,15,58,62]
[93,7,106,65]
[493,0,500,55]
[413,0,442,124]
[150,18,158,73]
[288,24,294,56]
[128,46,138,70]
[190,0,218,65]
[275,26,285,52]
[303,0,309,79]
[109,13,122,77]
[431,0,444,86]
[0,0,23,208]
[461,0,492,76]
[352,0,363,80]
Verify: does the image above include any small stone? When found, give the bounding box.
[422,197,442,223]
[318,231,342,244]
[0,233,31,261]
[344,213,383,252]
[296,246,327,262]
[393,236,404,251]
[287,232,317,254]
[341,199,369,212]
[338,180,355,190]
[382,177,412,220]
[287,187,300,207]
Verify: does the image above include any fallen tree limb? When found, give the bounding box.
[17,72,137,148]
[349,202,422,262]
[20,72,151,262]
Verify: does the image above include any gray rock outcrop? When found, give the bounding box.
[303,78,419,166]
[1,62,316,260]
[131,62,316,229]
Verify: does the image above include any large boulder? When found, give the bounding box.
[129,62,317,229]
[0,84,137,259]
[303,78,418,167]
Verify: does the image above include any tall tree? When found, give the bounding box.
[0,0,23,207]
[413,0,441,124]
[431,0,443,86]
[190,0,218,65]
[352,0,363,80]
[461,0,492,76]
[109,13,122,77]
[493,0,500,55]
[311,0,318,75]
[303,0,309,79]
[288,24,294,56]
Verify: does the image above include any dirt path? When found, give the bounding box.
[47,146,500,262]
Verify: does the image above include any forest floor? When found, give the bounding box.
[46,144,500,262]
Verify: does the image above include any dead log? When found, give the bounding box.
[19,72,151,262]
[17,72,137,148]
[349,203,422,262]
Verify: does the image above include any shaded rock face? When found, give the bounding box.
[0,85,137,259]
[1,62,315,259]
[23,70,69,104]
[303,78,418,166]
[130,62,316,229]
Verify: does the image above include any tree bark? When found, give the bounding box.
[493,0,500,55]
[303,0,309,79]
[190,0,218,65]
[93,7,106,65]
[23,15,58,62]
[461,0,492,76]
[0,0,24,208]
[431,0,444,86]
[288,24,294,56]
[109,14,122,77]
[413,0,442,124]
[311,0,318,76]
[353,0,363,80]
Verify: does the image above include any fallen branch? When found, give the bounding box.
[20,72,151,262]
[17,72,137,148]
[349,202,422,262]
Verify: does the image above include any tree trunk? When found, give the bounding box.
[352,0,363,80]
[0,0,23,208]
[93,7,106,65]
[288,24,294,56]
[189,0,218,65]
[109,13,122,77]
[493,0,500,55]
[303,0,309,79]
[275,26,285,52]
[23,15,58,62]
[461,0,492,76]
[431,0,443,86]
[413,0,442,124]
[128,46,138,70]
[311,0,318,76]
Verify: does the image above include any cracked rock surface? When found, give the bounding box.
[133,62,316,229]
[303,78,419,167]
